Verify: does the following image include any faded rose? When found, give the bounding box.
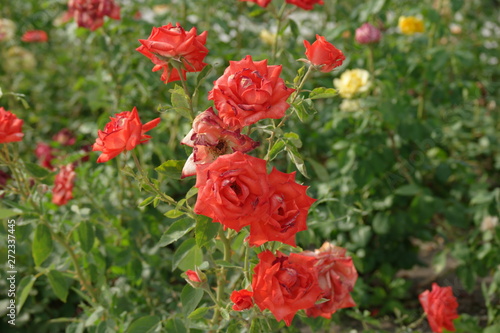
[92,107,160,163]
[137,23,208,83]
[180,107,259,178]
[230,289,254,311]
[208,55,294,128]
[304,35,345,72]
[252,250,322,326]
[286,0,324,10]
[419,283,459,333]
[35,143,56,170]
[21,30,48,43]
[240,0,272,7]
[194,151,269,232]
[52,164,76,206]
[304,243,358,318]
[355,23,381,44]
[0,107,24,144]
[249,168,316,247]
[64,0,120,31]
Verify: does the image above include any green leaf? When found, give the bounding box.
[188,306,211,320]
[173,238,203,271]
[164,209,185,219]
[286,146,309,178]
[195,64,213,88]
[126,315,161,333]
[372,212,390,235]
[181,284,204,316]
[195,215,219,248]
[25,162,51,179]
[164,318,186,333]
[77,221,95,253]
[289,19,299,38]
[17,275,37,313]
[394,184,421,196]
[283,132,302,148]
[155,160,185,179]
[138,196,156,208]
[48,270,69,302]
[32,224,53,266]
[185,186,198,199]
[0,209,20,219]
[158,218,196,247]
[169,85,192,120]
[267,139,285,161]
[309,87,338,99]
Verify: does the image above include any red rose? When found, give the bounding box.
[419,283,459,333]
[230,289,254,311]
[304,35,345,72]
[355,23,382,44]
[64,0,120,31]
[252,250,323,326]
[249,168,316,247]
[35,143,56,170]
[208,55,294,128]
[0,107,24,144]
[92,107,160,163]
[194,151,270,232]
[137,23,208,83]
[21,30,48,43]
[240,0,272,7]
[52,164,76,206]
[186,269,201,283]
[180,108,259,178]
[286,0,324,11]
[304,243,358,318]
[53,128,76,146]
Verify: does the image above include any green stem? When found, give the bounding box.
[211,227,232,325]
[367,45,375,78]
[271,2,287,63]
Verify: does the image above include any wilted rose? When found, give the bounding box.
[180,108,259,178]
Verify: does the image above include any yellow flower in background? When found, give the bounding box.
[398,16,425,35]
[340,99,362,112]
[259,29,276,46]
[0,18,16,42]
[4,46,36,71]
[334,69,371,99]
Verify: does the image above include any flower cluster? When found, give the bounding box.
[63,0,121,31]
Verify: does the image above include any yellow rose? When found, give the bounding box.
[333,69,371,99]
[0,18,16,42]
[398,16,425,35]
[259,29,276,46]
[4,46,37,71]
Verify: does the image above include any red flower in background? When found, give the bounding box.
[0,107,24,144]
[64,0,120,31]
[419,283,459,333]
[194,151,270,232]
[21,30,48,43]
[53,128,76,146]
[286,0,324,10]
[137,23,208,83]
[230,289,254,311]
[249,168,316,247]
[355,23,382,44]
[35,143,56,170]
[92,107,160,163]
[208,55,294,128]
[52,164,76,206]
[0,170,11,198]
[180,108,259,178]
[304,35,345,72]
[252,250,323,326]
[304,243,358,318]
[240,0,272,8]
